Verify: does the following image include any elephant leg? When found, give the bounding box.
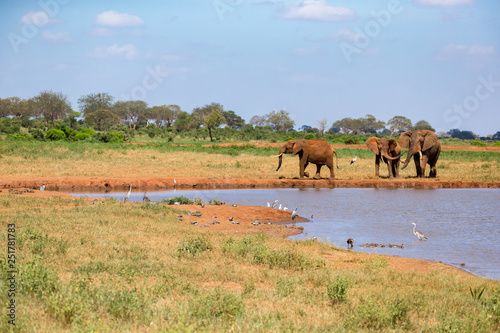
[421,155,429,177]
[301,161,310,179]
[413,155,422,178]
[395,160,400,178]
[386,160,393,178]
[429,162,437,178]
[313,164,322,179]
[375,155,380,177]
[327,161,334,179]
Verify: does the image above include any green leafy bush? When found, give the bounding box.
[46,129,66,141]
[304,133,315,140]
[471,140,486,147]
[29,128,45,140]
[93,132,124,143]
[327,277,350,304]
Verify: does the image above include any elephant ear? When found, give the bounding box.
[388,138,398,152]
[292,140,305,155]
[398,131,412,149]
[366,137,380,155]
[422,131,437,151]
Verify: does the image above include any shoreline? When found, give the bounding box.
[1,176,499,190]
[1,187,481,280]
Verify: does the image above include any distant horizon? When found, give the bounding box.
[1,0,499,136]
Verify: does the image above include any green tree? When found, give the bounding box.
[78,93,114,117]
[249,115,266,127]
[85,109,121,131]
[332,117,358,134]
[112,100,147,130]
[387,116,412,137]
[147,104,181,127]
[265,110,295,132]
[192,103,227,141]
[361,114,385,133]
[412,120,435,132]
[173,111,200,131]
[223,110,245,129]
[31,90,72,127]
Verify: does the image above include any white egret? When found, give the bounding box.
[124,184,132,202]
[412,223,427,240]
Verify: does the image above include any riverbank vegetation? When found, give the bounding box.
[0,194,498,332]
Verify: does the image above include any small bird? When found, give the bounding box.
[272,200,278,208]
[201,203,205,208]
[252,220,260,226]
[177,216,183,221]
[174,179,177,186]
[231,221,239,224]
[212,220,220,224]
[292,207,298,220]
[232,204,237,207]
[40,184,46,191]
[412,223,428,240]
[266,202,270,207]
[283,207,288,211]
[350,156,358,165]
[143,192,150,203]
[229,217,233,221]
[278,204,282,210]
[347,238,354,249]
[124,184,132,202]
[191,221,198,225]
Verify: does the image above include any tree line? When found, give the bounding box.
[0,91,498,142]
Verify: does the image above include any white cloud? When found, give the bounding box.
[324,28,365,43]
[438,44,495,60]
[20,11,57,26]
[278,0,354,22]
[41,30,72,43]
[91,43,138,60]
[95,10,144,27]
[413,0,475,7]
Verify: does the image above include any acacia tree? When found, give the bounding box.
[112,100,148,130]
[78,93,114,117]
[192,103,226,141]
[316,118,329,137]
[387,116,412,137]
[249,115,266,127]
[85,109,121,131]
[31,90,72,127]
[265,110,295,132]
[412,120,435,132]
[223,110,245,129]
[147,104,180,127]
[173,111,200,131]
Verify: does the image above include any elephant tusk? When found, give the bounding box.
[272,153,284,158]
[419,151,422,161]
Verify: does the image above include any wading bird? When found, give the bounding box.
[124,184,132,202]
[272,200,278,208]
[143,192,150,203]
[292,207,298,220]
[347,238,354,248]
[40,184,46,191]
[412,223,427,240]
[350,156,358,165]
[266,202,270,207]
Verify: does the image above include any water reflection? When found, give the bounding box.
[70,188,500,280]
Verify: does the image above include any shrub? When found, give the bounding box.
[304,133,315,140]
[344,136,358,144]
[46,128,66,141]
[176,236,212,257]
[93,132,124,143]
[29,128,45,140]
[471,140,486,147]
[189,288,243,320]
[327,277,350,305]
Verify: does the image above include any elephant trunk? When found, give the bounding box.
[401,146,420,170]
[276,153,283,171]
[381,151,400,161]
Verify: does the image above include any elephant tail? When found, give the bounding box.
[333,150,339,169]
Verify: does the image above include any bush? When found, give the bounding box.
[29,128,45,140]
[343,136,359,144]
[471,140,486,147]
[189,288,243,320]
[176,236,212,257]
[327,277,350,305]
[304,133,315,140]
[46,129,66,141]
[93,132,124,143]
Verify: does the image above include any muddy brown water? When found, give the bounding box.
[70,188,500,280]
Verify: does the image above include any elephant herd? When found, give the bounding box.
[275,130,441,180]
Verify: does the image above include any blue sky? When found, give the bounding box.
[1,0,499,135]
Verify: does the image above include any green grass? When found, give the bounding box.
[0,194,499,332]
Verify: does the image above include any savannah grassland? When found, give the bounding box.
[0,139,500,332]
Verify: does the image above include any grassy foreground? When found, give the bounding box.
[0,140,499,181]
[1,194,499,332]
